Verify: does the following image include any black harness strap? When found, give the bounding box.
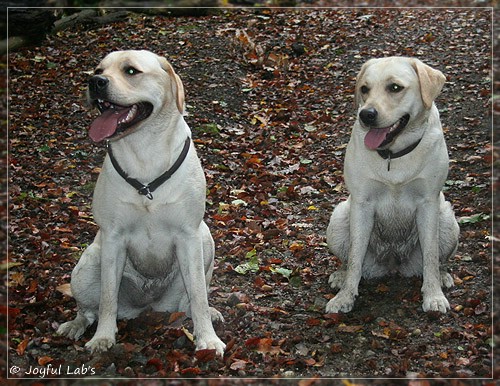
[376,138,422,172]
[106,136,191,200]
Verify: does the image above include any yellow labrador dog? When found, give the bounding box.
[57,50,226,355]
[326,57,459,314]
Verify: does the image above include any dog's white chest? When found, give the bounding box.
[126,226,177,278]
[368,185,421,262]
[373,181,420,225]
[103,202,179,279]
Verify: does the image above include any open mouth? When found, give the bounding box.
[364,114,410,150]
[89,99,153,143]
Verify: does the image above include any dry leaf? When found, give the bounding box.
[38,355,53,366]
[56,283,72,297]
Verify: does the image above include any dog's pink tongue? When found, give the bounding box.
[364,127,390,150]
[89,108,129,143]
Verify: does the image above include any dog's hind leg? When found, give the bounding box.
[328,270,346,290]
[327,200,390,288]
[209,307,225,323]
[57,310,95,340]
[201,222,225,324]
[58,239,101,340]
[438,198,459,289]
[326,200,350,261]
[326,200,349,290]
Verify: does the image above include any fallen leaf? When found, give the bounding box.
[38,356,53,366]
[181,327,194,343]
[146,358,163,371]
[181,367,202,376]
[16,338,29,356]
[56,283,72,297]
[230,359,249,371]
[337,324,363,333]
[168,312,186,324]
[195,349,216,363]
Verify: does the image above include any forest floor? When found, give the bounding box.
[6,7,496,384]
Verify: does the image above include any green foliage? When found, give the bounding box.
[193,123,220,137]
[234,249,259,275]
[458,213,490,225]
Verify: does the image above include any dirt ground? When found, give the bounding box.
[6,7,495,383]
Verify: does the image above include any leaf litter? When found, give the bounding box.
[7,6,494,382]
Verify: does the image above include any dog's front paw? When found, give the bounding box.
[422,293,450,313]
[196,335,226,357]
[328,270,345,289]
[57,320,86,340]
[85,335,115,353]
[209,307,225,323]
[325,290,356,313]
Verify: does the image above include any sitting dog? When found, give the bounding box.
[326,57,459,314]
[57,50,225,355]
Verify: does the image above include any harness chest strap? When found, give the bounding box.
[106,136,191,200]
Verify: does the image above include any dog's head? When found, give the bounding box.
[87,50,185,143]
[354,57,446,150]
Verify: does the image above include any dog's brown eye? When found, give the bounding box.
[388,83,404,93]
[125,66,141,76]
[360,85,369,94]
[95,69,103,75]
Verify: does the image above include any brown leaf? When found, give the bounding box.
[56,283,72,297]
[122,342,138,353]
[306,318,321,326]
[230,359,248,371]
[27,279,38,294]
[245,337,283,354]
[16,338,29,356]
[195,349,216,363]
[168,311,186,324]
[38,356,53,366]
[254,276,265,288]
[146,358,163,371]
[324,313,343,326]
[181,367,202,376]
[9,271,25,287]
[245,336,261,348]
[337,324,364,333]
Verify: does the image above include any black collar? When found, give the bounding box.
[106,137,191,200]
[376,138,422,171]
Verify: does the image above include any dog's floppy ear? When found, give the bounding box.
[354,59,375,108]
[158,56,185,114]
[411,59,446,109]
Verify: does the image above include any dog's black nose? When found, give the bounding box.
[88,75,109,94]
[359,108,378,126]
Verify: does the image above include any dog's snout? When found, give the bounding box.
[359,108,378,126]
[89,75,109,94]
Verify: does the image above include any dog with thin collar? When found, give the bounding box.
[325,57,459,314]
[57,50,225,355]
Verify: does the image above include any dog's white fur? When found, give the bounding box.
[57,50,225,355]
[326,57,459,314]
